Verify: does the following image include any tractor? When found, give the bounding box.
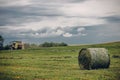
[9,41,24,50]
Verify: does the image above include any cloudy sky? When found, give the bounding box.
[0,0,120,45]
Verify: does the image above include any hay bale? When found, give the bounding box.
[78,48,110,70]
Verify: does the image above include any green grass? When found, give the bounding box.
[0,41,120,80]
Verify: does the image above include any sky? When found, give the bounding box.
[0,0,120,45]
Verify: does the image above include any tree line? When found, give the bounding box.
[24,42,68,49]
[40,42,68,47]
[0,35,4,50]
[0,35,68,50]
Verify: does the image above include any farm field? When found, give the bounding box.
[0,42,120,80]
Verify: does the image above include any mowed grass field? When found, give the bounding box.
[0,42,120,80]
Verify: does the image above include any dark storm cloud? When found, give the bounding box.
[0,4,63,26]
[103,16,120,23]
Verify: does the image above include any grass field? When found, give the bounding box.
[0,42,120,80]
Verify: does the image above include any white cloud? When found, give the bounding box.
[0,25,87,38]
[0,0,85,7]
[35,33,39,36]
[63,33,73,37]
[0,0,31,7]
[77,27,85,32]
[81,33,87,36]
[60,0,120,17]
[7,16,106,32]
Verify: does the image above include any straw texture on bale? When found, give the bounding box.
[78,48,110,70]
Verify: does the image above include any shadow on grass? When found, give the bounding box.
[0,72,14,80]
[0,63,11,66]
[109,67,120,80]
[0,57,23,59]
[0,72,24,80]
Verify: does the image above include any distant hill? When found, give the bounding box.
[90,41,120,48]
[95,41,120,45]
[70,41,120,49]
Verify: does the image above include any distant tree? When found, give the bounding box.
[30,43,38,48]
[59,42,68,46]
[4,45,10,50]
[41,42,52,47]
[24,43,38,49]
[24,43,30,49]
[0,35,4,50]
[40,42,68,47]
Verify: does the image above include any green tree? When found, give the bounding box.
[40,42,68,47]
[59,42,68,46]
[0,35,4,50]
[24,43,30,49]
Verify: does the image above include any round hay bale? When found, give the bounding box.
[78,48,110,70]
